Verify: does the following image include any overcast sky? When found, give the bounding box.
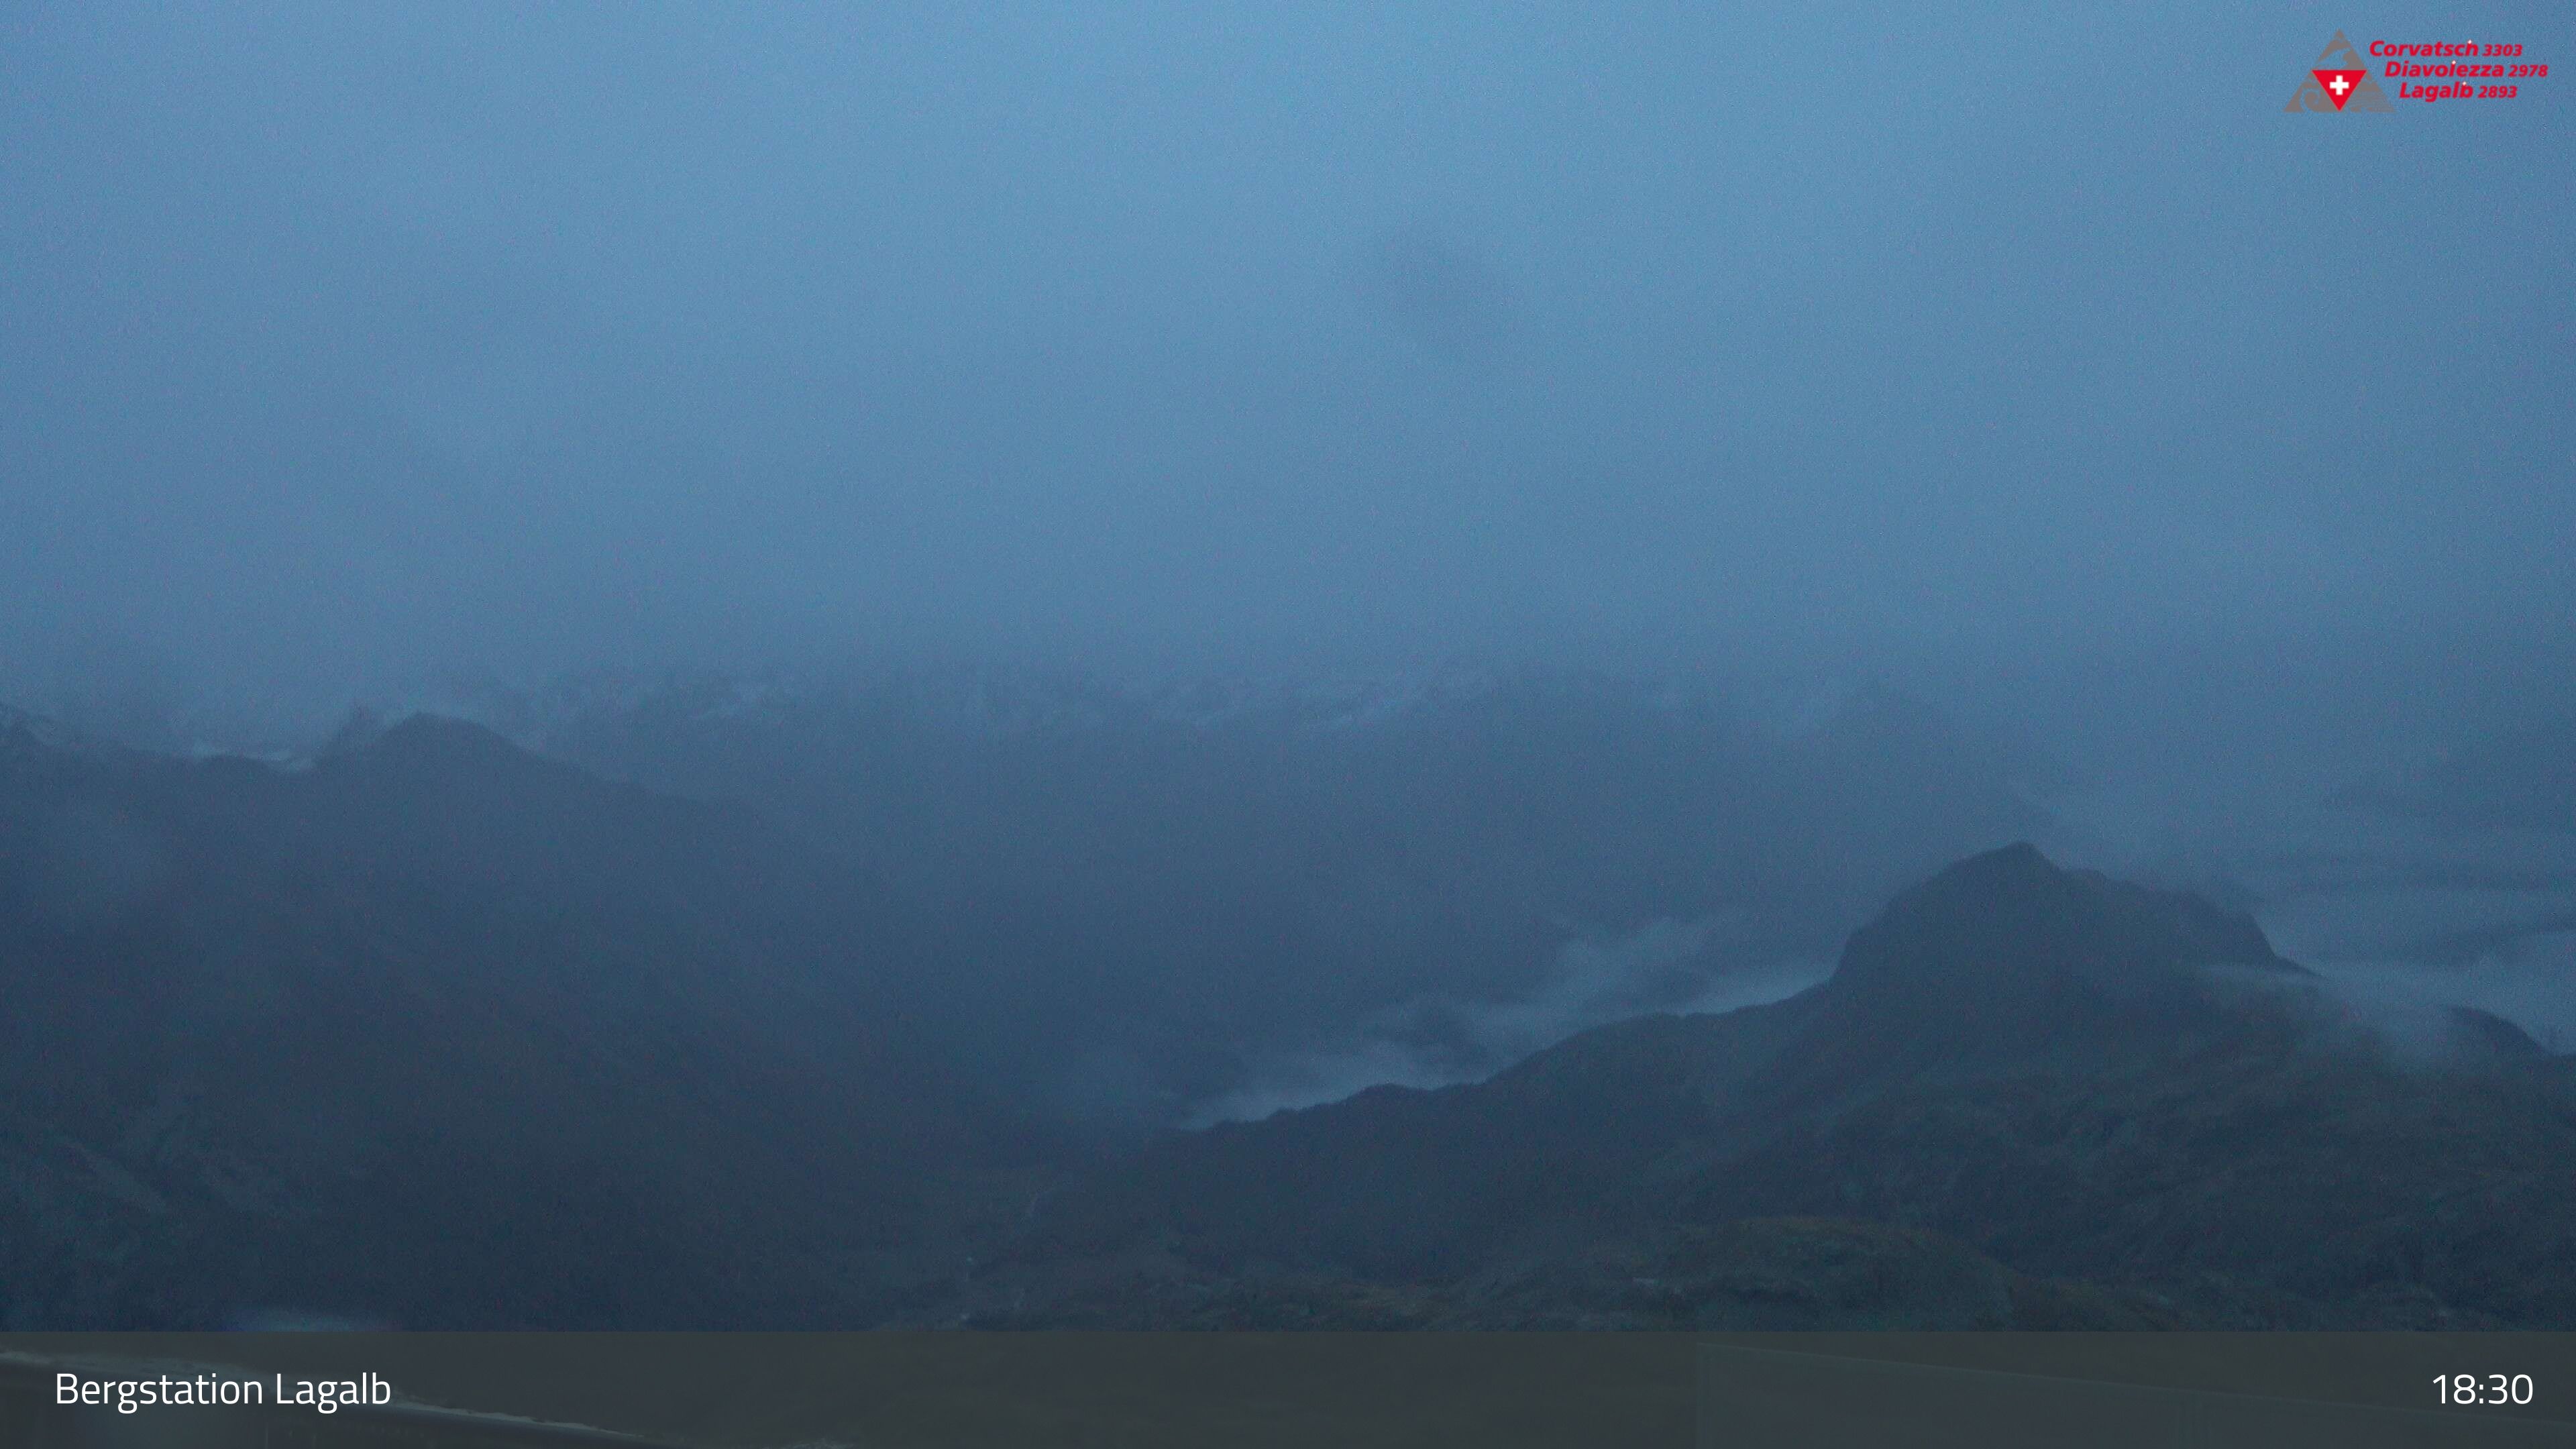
[2,2,2569,737]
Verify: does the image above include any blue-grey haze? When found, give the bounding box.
[1,1,2569,796]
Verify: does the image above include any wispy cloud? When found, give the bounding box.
[1186,918,1827,1125]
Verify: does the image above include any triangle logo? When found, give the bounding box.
[2286,31,2395,112]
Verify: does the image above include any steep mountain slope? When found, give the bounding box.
[1004,845,2571,1328]
[494,668,2052,1123]
[0,711,1025,1328]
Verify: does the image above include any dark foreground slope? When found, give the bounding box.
[994,845,2575,1328]
[0,710,1027,1328]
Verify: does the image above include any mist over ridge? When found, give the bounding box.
[4,1,2575,1342]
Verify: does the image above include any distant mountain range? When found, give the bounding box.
[8,694,2567,1331]
[977,845,2574,1329]
[2336,710,2576,835]
[468,667,2058,1124]
[0,709,1035,1328]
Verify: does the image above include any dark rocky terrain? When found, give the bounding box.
[0,709,1039,1328]
[981,845,2575,1328]
[502,670,2052,1122]
[6,699,2569,1332]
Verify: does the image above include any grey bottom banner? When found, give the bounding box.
[3,1334,2570,1446]
[1700,1338,2572,1448]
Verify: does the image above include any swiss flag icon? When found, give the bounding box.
[2312,69,2367,109]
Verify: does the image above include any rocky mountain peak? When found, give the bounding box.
[1831,841,2297,1000]
[1765,844,2312,1098]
